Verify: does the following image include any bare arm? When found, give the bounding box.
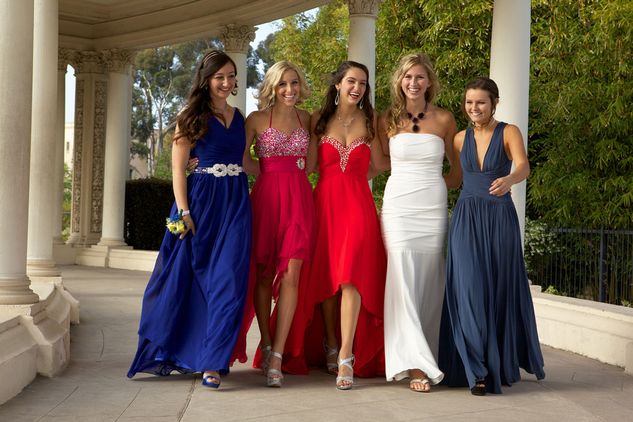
[306,111,320,174]
[367,113,391,179]
[442,112,462,189]
[489,124,530,196]
[172,124,196,238]
[242,112,260,177]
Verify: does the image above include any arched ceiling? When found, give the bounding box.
[59,0,329,50]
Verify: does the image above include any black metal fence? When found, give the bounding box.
[526,227,633,307]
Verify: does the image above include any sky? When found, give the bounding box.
[64,21,278,122]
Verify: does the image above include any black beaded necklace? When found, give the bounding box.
[405,103,429,133]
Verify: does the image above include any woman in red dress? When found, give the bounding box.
[287,61,388,390]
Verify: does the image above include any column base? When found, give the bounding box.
[97,237,128,247]
[75,244,132,268]
[0,279,79,404]
[27,258,61,277]
[0,276,39,305]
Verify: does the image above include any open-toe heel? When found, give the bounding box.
[323,339,339,375]
[201,372,221,389]
[266,351,284,388]
[336,355,354,390]
[470,379,486,396]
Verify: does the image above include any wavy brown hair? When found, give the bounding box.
[314,61,375,140]
[386,53,440,137]
[174,50,237,145]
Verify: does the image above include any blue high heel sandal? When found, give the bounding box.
[202,372,221,389]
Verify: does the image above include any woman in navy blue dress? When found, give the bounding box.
[440,77,545,395]
[127,50,256,389]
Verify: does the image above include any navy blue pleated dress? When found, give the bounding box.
[439,122,545,393]
[128,112,252,378]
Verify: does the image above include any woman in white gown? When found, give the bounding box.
[378,53,461,392]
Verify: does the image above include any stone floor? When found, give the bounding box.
[0,265,632,422]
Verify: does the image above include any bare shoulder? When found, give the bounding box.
[432,106,456,125]
[454,129,467,149]
[503,123,524,143]
[297,108,311,127]
[310,110,322,130]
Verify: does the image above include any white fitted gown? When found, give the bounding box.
[381,132,447,383]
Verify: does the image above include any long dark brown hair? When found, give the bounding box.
[174,50,237,144]
[314,61,375,140]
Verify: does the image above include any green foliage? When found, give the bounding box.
[543,285,564,296]
[267,1,349,112]
[124,178,174,250]
[528,0,633,229]
[130,140,150,159]
[524,218,560,273]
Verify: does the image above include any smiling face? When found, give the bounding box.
[464,88,497,125]
[336,66,367,106]
[207,62,236,102]
[401,64,429,102]
[274,69,300,107]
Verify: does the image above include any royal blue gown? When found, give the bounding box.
[128,111,251,378]
[439,122,545,394]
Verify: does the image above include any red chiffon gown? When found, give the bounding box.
[282,135,387,377]
[232,109,315,367]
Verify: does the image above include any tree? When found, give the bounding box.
[528,0,633,228]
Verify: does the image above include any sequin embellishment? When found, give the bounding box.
[255,127,310,158]
[320,136,368,172]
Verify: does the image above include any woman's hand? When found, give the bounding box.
[489,176,512,196]
[186,157,199,172]
[180,214,197,240]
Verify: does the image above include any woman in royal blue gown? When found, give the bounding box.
[127,50,256,389]
[439,77,545,395]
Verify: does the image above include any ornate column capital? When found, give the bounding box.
[347,0,382,16]
[58,48,74,72]
[102,49,137,74]
[72,50,106,74]
[220,24,256,54]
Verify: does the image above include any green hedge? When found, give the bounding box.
[125,178,173,250]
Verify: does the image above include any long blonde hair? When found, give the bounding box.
[386,53,440,137]
[255,61,310,110]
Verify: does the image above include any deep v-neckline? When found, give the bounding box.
[472,123,501,172]
[321,135,367,149]
[214,109,236,130]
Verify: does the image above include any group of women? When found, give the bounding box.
[127,49,545,395]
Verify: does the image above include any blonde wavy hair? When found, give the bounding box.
[386,53,440,137]
[255,61,310,110]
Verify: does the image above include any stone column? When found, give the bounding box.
[0,0,39,304]
[220,24,255,113]
[98,49,135,247]
[347,0,382,104]
[27,0,61,278]
[489,0,531,242]
[67,51,108,247]
[53,50,71,246]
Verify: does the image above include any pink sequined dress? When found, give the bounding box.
[244,109,316,370]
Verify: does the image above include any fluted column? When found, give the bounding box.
[489,0,531,243]
[27,0,61,277]
[67,51,108,247]
[98,49,135,247]
[53,49,71,245]
[0,0,39,304]
[347,0,382,104]
[220,24,255,112]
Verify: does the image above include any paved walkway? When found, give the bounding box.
[1,266,632,421]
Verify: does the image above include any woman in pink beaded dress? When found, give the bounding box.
[243,61,315,387]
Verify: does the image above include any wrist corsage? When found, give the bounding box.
[166,209,187,235]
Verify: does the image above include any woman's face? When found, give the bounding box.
[401,64,429,102]
[274,69,300,107]
[335,67,367,107]
[207,62,236,101]
[465,88,495,124]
